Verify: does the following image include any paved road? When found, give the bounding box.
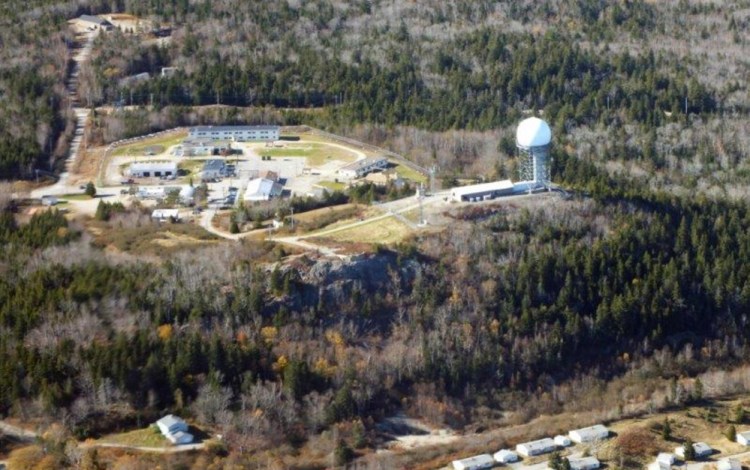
[32,30,95,199]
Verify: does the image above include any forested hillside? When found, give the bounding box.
[4,162,750,467]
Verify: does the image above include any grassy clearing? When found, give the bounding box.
[321,215,413,244]
[315,181,346,191]
[59,193,93,201]
[98,426,168,447]
[92,219,220,254]
[112,131,187,157]
[257,142,358,166]
[290,204,365,234]
[394,164,428,183]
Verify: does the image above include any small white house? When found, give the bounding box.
[657,453,675,467]
[569,424,609,443]
[674,442,712,459]
[718,458,741,470]
[493,449,518,464]
[737,430,750,445]
[554,435,571,447]
[41,195,58,206]
[516,437,556,457]
[451,454,494,470]
[156,415,188,436]
[568,457,600,470]
[152,209,180,221]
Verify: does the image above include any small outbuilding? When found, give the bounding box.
[567,457,600,470]
[656,453,675,467]
[451,454,494,470]
[718,458,741,470]
[737,430,750,445]
[554,435,571,447]
[41,195,58,206]
[569,424,609,444]
[516,437,556,457]
[674,441,712,459]
[493,449,518,464]
[151,209,180,221]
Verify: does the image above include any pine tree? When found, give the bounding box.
[662,417,672,441]
[85,181,96,198]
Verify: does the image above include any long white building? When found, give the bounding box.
[339,157,389,179]
[129,161,178,179]
[450,179,514,202]
[569,424,609,443]
[516,437,556,457]
[451,454,494,470]
[188,125,279,142]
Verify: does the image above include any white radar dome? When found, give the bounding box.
[516,117,552,147]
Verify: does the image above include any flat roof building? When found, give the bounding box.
[718,459,741,470]
[182,139,231,157]
[737,430,750,445]
[152,209,180,221]
[554,435,571,447]
[129,161,177,179]
[516,437,556,457]
[244,178,283,202]
[450,179,514,202]
[202,159,226,180]
[451,454,494,470]
[569,424,609,443]
[493,449,518,464]
[339,157,389,179]
[567,457,601,470]
[188,125,279,142]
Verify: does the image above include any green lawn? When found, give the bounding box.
[393,164,428,183]
[315,181,346,191]
[59,193,94,200]
[112,132,187,157]
[98,426,169,447]
[257,142,358,166]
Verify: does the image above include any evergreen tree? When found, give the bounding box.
[85,181,97,198]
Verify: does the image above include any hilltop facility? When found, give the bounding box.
[188,125,279,142]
